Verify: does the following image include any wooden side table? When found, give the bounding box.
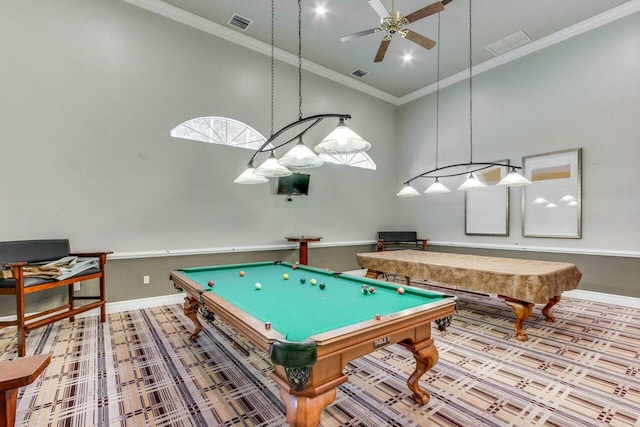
[0,354,50,427]
[285,236,322,265]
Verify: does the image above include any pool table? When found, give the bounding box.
[170,261,456,427]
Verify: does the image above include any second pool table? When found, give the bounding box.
[170,261,456,427]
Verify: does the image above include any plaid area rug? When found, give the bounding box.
[1,282,639,427]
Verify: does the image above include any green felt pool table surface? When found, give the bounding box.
[178,261,449,342]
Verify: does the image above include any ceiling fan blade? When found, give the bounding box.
[404,1,445,23]
[374,38,391,62]
[403,30,437,50]
[340,28,379,42]
[441,0,454,5]
[368,0,390,19]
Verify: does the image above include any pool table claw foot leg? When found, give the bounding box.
[183,296,202,340]
[400,338,438,405]
[542,295,561,322]
[501,297,534,342]
[277,385,336,427]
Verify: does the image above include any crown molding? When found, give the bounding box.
[399,0,640,104]
[120,0,399,105]
[122,0,640,107]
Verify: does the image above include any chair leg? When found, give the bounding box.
[99,274,106,322]
[16,291,26,357]
[68,283,75,322]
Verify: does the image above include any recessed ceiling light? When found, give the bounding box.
[314,4,327,16]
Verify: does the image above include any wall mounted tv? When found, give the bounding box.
[277,173,310,196]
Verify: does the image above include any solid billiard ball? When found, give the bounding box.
[208,280,214,286]
[368,287,376,294]
[283,273,289,280]
[292,265,298,270]
[361,287,369,295]
[239,271,245,277]
[255,283,262,290]
[300,278,306,284]
[319,283,326,290]
[397,287,405,295]
[310,278,317,285]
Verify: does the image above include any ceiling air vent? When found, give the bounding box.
[486,30,531,56]
[228,13,252,31]
[351,69,370,78]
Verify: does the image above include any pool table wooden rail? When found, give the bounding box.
[170,266,456,427]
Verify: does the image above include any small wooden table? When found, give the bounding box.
[285,236,322,265]
[0,354,51,427]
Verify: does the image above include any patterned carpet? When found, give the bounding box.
[1,280,639,427]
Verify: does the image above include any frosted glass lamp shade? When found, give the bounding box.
[397,184,420,197]
[424,178,450,194]
[314,119,371,154]
[278,137,324,169]
[457,172,487,191]
[234,166,269,184]
[497,169,531,187]
[255,152,292,177]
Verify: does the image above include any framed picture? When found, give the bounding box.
[465,161,510,236]
[522,148,582,238]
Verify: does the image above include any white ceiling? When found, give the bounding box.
[134,0,637,101]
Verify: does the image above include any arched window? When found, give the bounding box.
[172,116,375,170]
[171,117,271,150]
[319,152,376,170]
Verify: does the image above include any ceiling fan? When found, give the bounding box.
[341,0,453,62]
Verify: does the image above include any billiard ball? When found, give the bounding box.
[239,271,245,277]
[397,287,405,295]
[292,265,298,270]
[310,278,317,285]
[283,273,289,280]
[361,287,368,295]
[300,278,306,284]
[319,283,326,290]
[368,287,376,294]
[375,314,381,320]
[255,283,262,290]
[208,280,214,286]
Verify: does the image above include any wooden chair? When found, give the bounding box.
[0,240,109,357]
[0,354,50,427]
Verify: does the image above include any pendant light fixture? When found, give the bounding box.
[397,0,530,196]
[424,13,450,195]
[277,0,324,169]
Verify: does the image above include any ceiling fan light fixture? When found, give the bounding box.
[314,118,371,155]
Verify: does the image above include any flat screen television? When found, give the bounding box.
[277,173,310,196]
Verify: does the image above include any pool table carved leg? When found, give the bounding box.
[277,386,336,427]
[399,338,438,405]
[183,296,202,340]
[542,295,561,322]
[501,297,534,341]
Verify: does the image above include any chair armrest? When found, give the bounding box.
[2,261,27,269]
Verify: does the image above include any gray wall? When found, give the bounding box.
[0,0,398,253]
[1,0,638,318]
[396,13,640,296]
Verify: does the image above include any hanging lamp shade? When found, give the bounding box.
[458,172,487,191]
[314,118,371,154]
[497,168,531,187]
[278,137,324,168]
[397,184,420,197]
[255,151,292,177]
[424,178,450,194]
[234,163,269,184]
